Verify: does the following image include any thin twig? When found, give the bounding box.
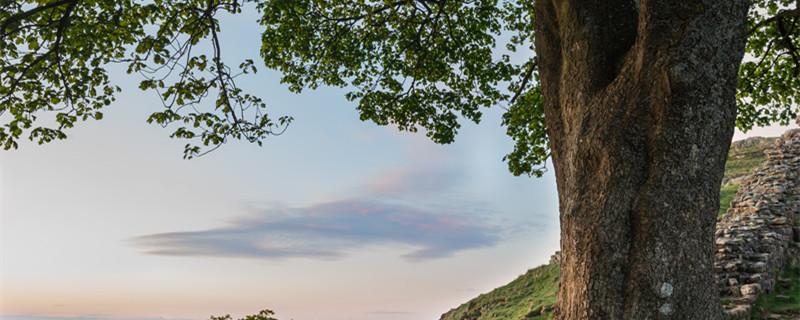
[510,58,538,105]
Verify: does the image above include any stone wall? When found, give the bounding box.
[714,129,800,316]
[549,251,561,265]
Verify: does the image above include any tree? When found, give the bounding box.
[210,309,280,320]
[535,1,746,318]
[2,0,799,318]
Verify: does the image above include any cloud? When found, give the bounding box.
[133,162,502,261]
[365,166,458,196]
[133,198,498,261]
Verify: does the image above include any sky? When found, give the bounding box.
[1,6,796,320]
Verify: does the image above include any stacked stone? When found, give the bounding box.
[549,251,561,265]
[714,129,800,316]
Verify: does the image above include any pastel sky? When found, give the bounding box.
[0,6,794,320]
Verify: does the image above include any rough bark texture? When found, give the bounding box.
[533,0,750,318]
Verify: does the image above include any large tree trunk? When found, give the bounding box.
[533,0,749,318]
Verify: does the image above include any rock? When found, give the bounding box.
[549,251,561,265]
[724,304,751,317]
[770,186,786,194]
[771,217,788,225]
[741,294,759,304]
[716,237,738,246]
[747,262,767,273]
[741,284,762,295]
[752,253,770,262]
[762,231,780,239]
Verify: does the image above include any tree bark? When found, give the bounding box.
[533,0,749,318]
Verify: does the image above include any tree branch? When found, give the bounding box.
[324,0,411,22]
[0,0,78,37]
[778,17,800,75]
[748,8,800,35]
[2,0,77,102]
[510,58,537,105]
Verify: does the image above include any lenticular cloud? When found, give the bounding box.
[132,198,499,261]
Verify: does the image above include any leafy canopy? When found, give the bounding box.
[738,0,800,131]
[1,0,798,175]
[1,0,292,159]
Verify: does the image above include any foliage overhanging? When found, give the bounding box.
[1,0,798,175]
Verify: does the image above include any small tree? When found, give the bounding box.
[211,309,279,320]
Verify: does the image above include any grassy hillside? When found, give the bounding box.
[719,182,741,218]
[719,137,776,218]
[439,263,559,320]
[441,137,784,320]
[724,136,774,180]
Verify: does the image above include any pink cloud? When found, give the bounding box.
[365,166,457,195]
[132,199,498,262]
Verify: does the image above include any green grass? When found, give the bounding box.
[749,257,800,319]
[725,157,769,178]
[719,137,772,220]
[440,263,559,320]
[719,183,740,219]
[724,137,773,179]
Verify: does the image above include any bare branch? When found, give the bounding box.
[510,58,538,105]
